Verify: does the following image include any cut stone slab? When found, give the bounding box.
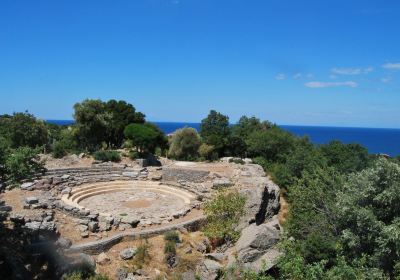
[21,182,35,190]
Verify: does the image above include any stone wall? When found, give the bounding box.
[162,167,210,183]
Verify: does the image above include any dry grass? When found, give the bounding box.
[278,194,289,225]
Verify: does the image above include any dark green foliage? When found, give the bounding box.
[168,127,201,160]
[319,140,370,174]
[164,240,177,255]
[124,123,166,154]
[200,110,230,157]
[0,112,48,149]
[337,159,400,276]
[204,190,246,242]
[52,128,78,158]
[93,150,121,162]
[74,99,145,151]
[246,126,296,163]
[164,231,180,243]
[0,137,10,181]
[4,146,45,184]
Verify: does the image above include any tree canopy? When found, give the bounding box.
[200,110,230,156]
[168,127,201,160]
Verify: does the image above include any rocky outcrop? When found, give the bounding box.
[228,216,282,272]
[162,167,210,183]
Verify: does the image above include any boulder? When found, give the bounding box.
[25,197,39,205]
[120,216,139,227]
[236,222,280,262]
[56,237,72,249]
[21,182,35,190]
[88,221,99,232]
[120,247,137,260]
[96,252,111,265]
[197,259,222,280]
[205,253,225,262]
[212,178,233,189]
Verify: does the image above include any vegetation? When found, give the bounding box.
[200,110,230,157]
[93,150,121,162]
[168,127,201,160]
[124,123,167,154]
[203,190,246,243]
[73,99,145,151]
[130,240,151,270]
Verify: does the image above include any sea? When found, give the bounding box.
[47,120,400,157]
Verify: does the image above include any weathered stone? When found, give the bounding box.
[78,224,89,232]
[197,259,221,280]
[88,221,99,232]
[96,252,111,265]
[136,159,148,168]
[40,221,56,231]
[24,221,41,231]
[234,219,280,264]
[25,197,39,205]
[61,187,72,195]
[162,168,210,183]
[120,216,139,227]
[120,247,137,260]
[212,178,233,189]
[81,231,89,238]
[206,253,225,262]
[21,182,35,190]
[116,268,128,280]
[10,213,25,224]
[56,237,72,249]
[0,205,12,212]
[181,271,196,280]
[122,171,139,178]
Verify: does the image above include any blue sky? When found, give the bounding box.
[0,0,399,128]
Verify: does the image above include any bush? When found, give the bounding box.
[128,150,139,160]
[5,147,45,184]
[93,150,121,162]
[130,240,151,270]
[204,190,246,243]
[164,240,177,255]
[164,231,180,243]
[198,143,217,161]
[168,127,201,160]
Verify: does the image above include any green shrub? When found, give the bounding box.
[229,158,245,164]
[93,150,121,162]
[204,190,246,243]
[5,146,45,184]
[164,240,177,255]
[168,127,201,160]
[164,231,180,243]
[198,143,217,161]
[128,150,139,160]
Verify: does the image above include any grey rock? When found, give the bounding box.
[25,197,39,205]
[181,271,196,280]
[235,220,280,264]
[120,216,139,227]
[116,268,128,280]
[206,253,225,262]
[212,178,233,189]
[10,213,25,224]
[0,205,12,212]
[61,187,72,195]
[96,252,111,265]
[122,171,139,178]
[120,247,137,260]
[81,231,89,238]
[24,221,41,231]
[21,182,35,190]
[88,221,99,232]
[197,259,221,280]
[40,221,56,231]
[56,237,72,249]
[61,174,71,180]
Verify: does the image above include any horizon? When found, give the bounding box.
[1,1,400,128]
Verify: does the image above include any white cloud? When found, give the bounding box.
[275,73,285,80]
[293,73,302,79]
[305,81,358,88]
[382,63,400,70]
[331,67,373,75]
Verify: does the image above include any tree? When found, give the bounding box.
[337,159,400,276]
[246,126,296,162]
[319,140,370,174]
[0,112,48,149]
[0,137,9,182]
[168,127,201,160]
[104,100,145,148]
[200,110,230,157]
[124,123,165,154]
[74,99,145,151]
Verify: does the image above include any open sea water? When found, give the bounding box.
[47,120,400,157]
